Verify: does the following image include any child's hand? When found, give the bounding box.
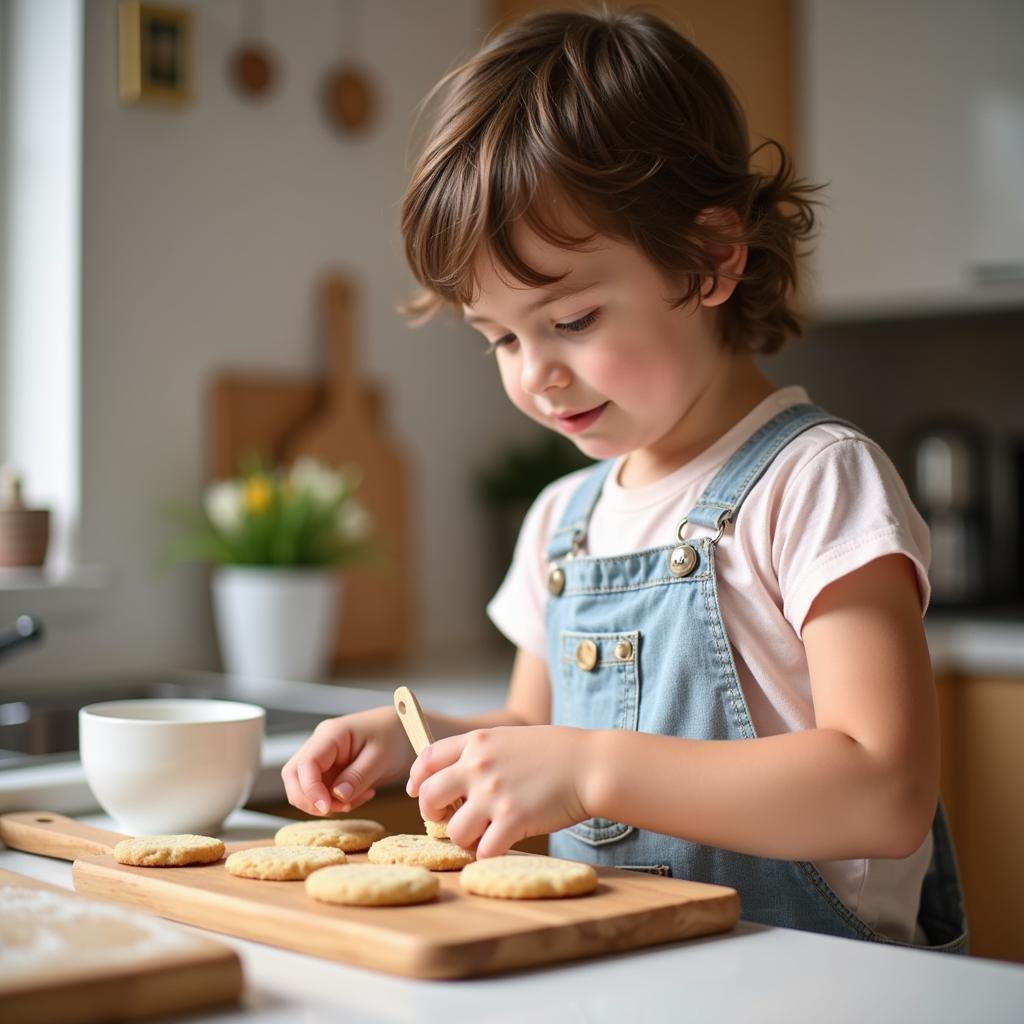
[406,725,594,858]
[282,705,411,817]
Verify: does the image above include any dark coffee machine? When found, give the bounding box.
[909,421,992,608]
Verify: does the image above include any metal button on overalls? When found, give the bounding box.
[547,565,566,595]
[574,639,598,671]
[668,543,698,577]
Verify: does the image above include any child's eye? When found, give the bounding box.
[483,333,516,356]
[556,309,600,333]
[480,310,598,356]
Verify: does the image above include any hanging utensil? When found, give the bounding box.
[230,0,277,98]
[324,0,376,134]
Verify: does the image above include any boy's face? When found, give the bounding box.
[462,213,733,470]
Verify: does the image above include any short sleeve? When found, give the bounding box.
[486,471,585,658]
[773,437,931,634]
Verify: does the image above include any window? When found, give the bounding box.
[0,0,83,578]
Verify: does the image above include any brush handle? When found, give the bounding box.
[393,686,464,816]
[393,685,434,755]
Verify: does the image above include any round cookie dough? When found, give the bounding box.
[367,834,474,871]
[274,818,386,852]
[460,855,598,899]
[113,834,225,867]
[305,863,439,907]
[423,818,449,840]
[225,845,346,880]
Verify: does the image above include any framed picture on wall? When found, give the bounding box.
[118,2,195,106]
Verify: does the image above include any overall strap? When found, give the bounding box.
[686,403,855,531]
[545,460,616,561]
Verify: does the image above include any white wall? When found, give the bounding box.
[2,0,539,683]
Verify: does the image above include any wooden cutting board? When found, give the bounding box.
[0,866,242,1024]
[0,812,740,980]
[208,273,413,666]
[209,372,325,480]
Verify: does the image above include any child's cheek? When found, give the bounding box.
[588,346,649,402]
[497,356,545,423]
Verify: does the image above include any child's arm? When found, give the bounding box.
[281,647,549,817]
[409,554,940,861]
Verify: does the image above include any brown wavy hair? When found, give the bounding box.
[400,7,821,355]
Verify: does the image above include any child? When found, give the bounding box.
[283,9,965,951]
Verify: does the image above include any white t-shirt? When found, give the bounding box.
[488,386,933,943]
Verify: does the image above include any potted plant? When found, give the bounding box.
[169,458,372,680]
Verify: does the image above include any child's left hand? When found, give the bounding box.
[406,725,596,858]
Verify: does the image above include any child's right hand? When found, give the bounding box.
[281,705,412,816]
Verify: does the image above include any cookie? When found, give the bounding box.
[460,854,598,899]
[224,845,346,880]
[305,863,439,907]
[274,818,386,852]
[423,818,449,840]
[113,834,225,867]
[367,834,474,871]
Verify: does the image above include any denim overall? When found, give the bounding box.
[544,403,967,951]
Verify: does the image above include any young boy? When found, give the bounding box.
[284,9,966,950]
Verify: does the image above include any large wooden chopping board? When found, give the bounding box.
[207,273,413,667]
[0,812,740,981]
[0,866,242,1024]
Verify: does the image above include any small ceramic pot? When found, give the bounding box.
[0,508,49,567]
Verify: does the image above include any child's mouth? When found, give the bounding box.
[554,402,609,434]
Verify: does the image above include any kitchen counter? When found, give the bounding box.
[8,617,1024,818]
[0,659,512,816]
[4,624,1023,822]
[925,613,1024,677]
[2,809,1023,1023]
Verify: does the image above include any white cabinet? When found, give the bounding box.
[797,0,1024,319]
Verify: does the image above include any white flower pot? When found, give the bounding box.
[212,566,340,681]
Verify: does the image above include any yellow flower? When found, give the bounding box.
[243,475,273,514]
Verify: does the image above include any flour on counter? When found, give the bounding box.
[0,885,196,978]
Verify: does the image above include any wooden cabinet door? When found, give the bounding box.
[938,674,1024,962]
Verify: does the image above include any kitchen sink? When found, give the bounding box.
[0,673,352,770]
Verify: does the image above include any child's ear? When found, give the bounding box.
[695,207,748,308]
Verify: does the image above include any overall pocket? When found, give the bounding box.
[559,629,640,846]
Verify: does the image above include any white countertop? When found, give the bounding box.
[2,809,1023,1022]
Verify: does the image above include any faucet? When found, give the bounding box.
[0,615,44,662]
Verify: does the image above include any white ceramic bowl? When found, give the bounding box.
[79,699,265,835]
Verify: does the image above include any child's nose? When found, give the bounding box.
[520,343,570,394]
